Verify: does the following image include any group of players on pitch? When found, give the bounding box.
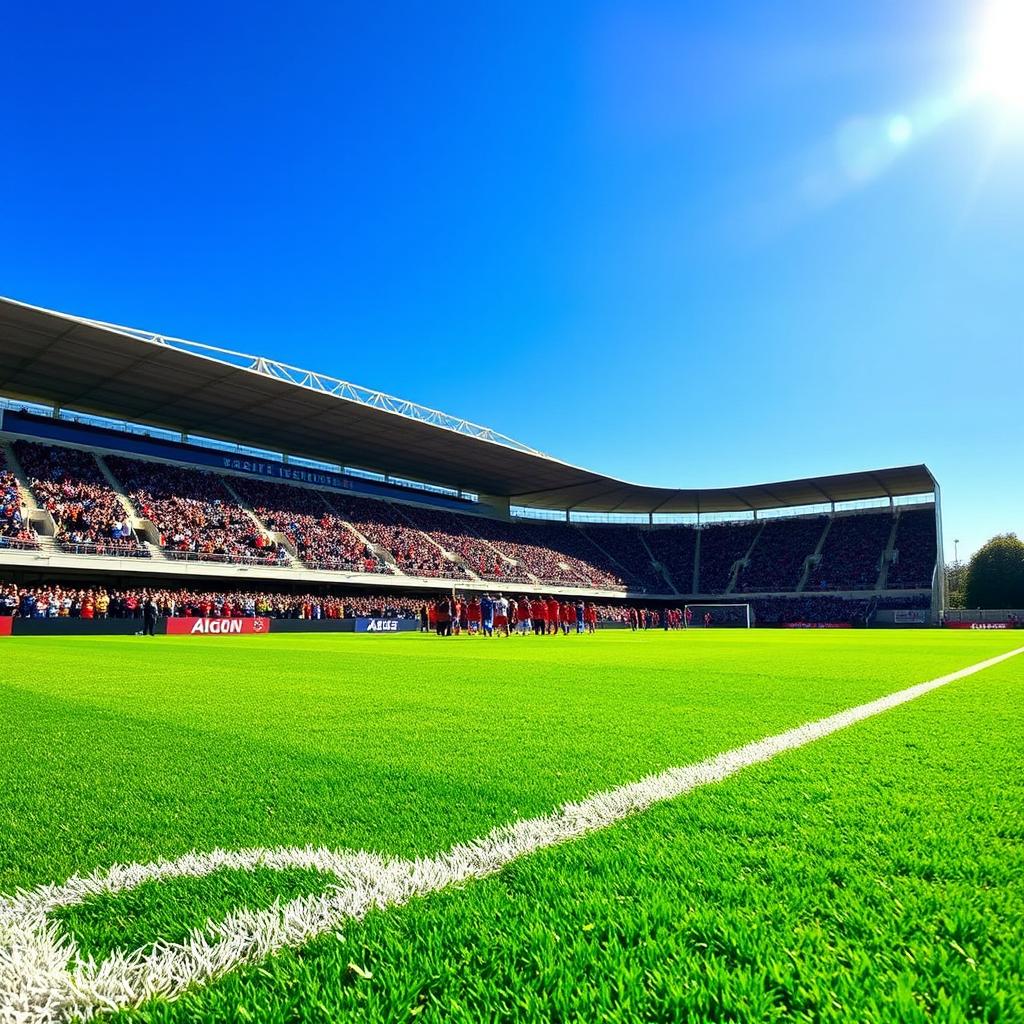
[424,594,598,637]
[424,595,706,636]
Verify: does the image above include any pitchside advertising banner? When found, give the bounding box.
[0,617,12,637]
[943,621,1015,630]
[166,617,273,635]
[354,617,418,633]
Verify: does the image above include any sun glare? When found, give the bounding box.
[973,0,1024,107]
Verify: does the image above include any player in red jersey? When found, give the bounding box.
[518,597,532,635]
[560,601,573,635]
[547,597,560,635]
[467,596,482,635]
[532,596,545,635]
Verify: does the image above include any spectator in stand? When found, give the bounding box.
[105,456,283,566]
[697,522,760,593]
[646,528,697,593]
[326,493,464,579]
[808,513,892,591]
[735,517,826,593]
[886,509,937,590]
[231,476,384,573]
[398,504,627,588]
[0,454,38,548]
[14,441,145,556]
[577,524,663,591]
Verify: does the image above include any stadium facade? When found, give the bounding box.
[0,296,944,622]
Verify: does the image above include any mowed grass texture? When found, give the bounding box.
[1,630,1022,1021]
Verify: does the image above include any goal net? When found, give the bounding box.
[683,603,753,628]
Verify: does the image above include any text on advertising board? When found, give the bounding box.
[355,617,400,633]
[166,617,273,635]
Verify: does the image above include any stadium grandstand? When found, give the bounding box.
[0,296,943,626]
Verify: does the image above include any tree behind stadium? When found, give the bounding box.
[964,533,1024,608]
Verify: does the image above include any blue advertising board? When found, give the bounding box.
[354,617,418,633]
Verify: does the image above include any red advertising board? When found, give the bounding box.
[943,621,1013,630]
[166,616,272,636]
[0,617,12,637]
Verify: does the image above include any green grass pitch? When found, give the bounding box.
[2,630,1022,1022]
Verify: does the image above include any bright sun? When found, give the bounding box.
[973,0,1024,107]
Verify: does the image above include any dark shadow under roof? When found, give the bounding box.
[0,297,937,514]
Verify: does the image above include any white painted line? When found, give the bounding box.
[2,645,1021,1023]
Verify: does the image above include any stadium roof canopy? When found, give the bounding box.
[0,296,937,515]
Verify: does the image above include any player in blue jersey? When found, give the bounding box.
[480,593,495,637]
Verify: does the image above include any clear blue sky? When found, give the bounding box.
[3,2,1021,560]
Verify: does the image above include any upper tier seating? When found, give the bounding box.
[697,522,760,593]
[468,516,624,588]
[807,512,892,591]
[2,440,937,597]
[0,452,38,548]
[645,527,698,593]
[14,442,145,556]
[887,509,937,589]
[394,505,533,583]
[106,456,284,565]
[388,504,626,588]
[736,516,826,593]
[230,476,385,573]
[323,491,468,578]
[577,525,665,592]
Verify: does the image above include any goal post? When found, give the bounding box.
[683,603,753,628]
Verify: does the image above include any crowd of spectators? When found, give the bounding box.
[0,582,935,625]
[749,595,871,626]
[324,492,467,578]
[807,512,892,591]
[697,522,760,593]
[646,527,698,593]
[576,525,664,591]
[3,444,937,597]
[736,516,827,593]
[887,509,938,589]
[396,505,533,582]
[0,453,38,548]
[431,516,622,588]
[107,456,286,565]
[521,521,625,588]
[14,441,145,555]
[0,583,422,620]
[230,477,385,573]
